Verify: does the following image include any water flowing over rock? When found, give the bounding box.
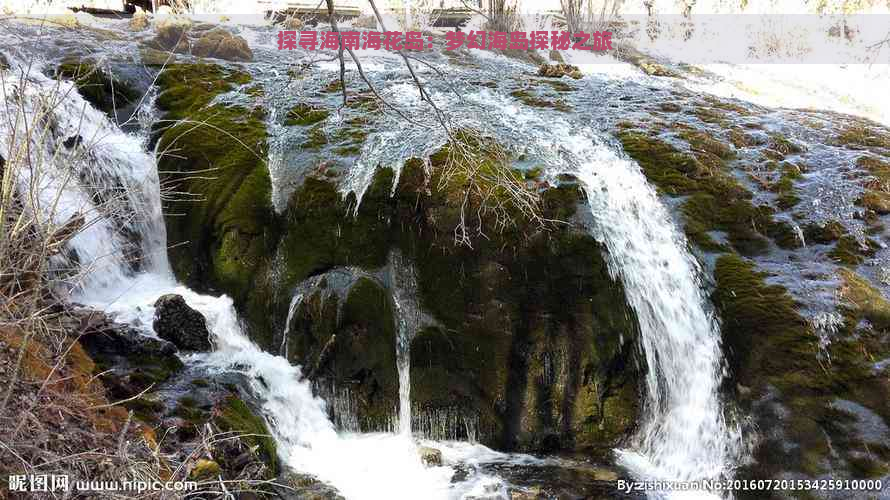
[153,294,212,351]
[7,12,890,499]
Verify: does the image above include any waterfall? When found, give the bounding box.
[389,250,422,437]
[565,132,742,487]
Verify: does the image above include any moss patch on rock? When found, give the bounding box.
[617,130,799,255]
[715,254,890,480]
[56,57,138,116]
[284,103,330,126]
[154,63,279,345]
[214,396,278,476]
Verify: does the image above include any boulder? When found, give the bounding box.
[192,29,253,62]
[153,294,212,351]
[537,63,582,79]
[548,49,564,63]
[418,446,442,467]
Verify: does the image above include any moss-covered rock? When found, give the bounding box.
[270,134,640,451]
[214,395,278,476]
[837,269,890,332]
[154,64,279,345]
[618,130,799,254]
[56,57,138,116]
[284,103,330,126]
[715,254,890,485]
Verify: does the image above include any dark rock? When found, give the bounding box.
[63,135,83,149]
[75,308,177,358]
[153,294,212,351]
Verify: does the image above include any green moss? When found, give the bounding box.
[701,95,753,115]
[126,397,164,423]
[536,78,575,92]
[126,354,184,390]
[835,124,890,149]
[828,235,878,266]
[301,124,329,150]
[56,57,138,116]
[729,128,760,148]
[509,89,571,112]
[215,396,278,476]
[771,163,802,210]
[803,220,845,244]
[172,399,207,425]
[837,269,890,331]
[857,156,890,187]
[284,103,330,126]
[678,130,735,160]
[857,190,890,215]
[618,130,799,254]
[616,131,703,195]
[715,254,890,478]
[767,133,805,158]
[154,63,279,347]
[694,107,729,126]
[322,79,343,93]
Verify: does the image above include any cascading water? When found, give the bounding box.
[449,91,744,493]
[388,250,422,436]
[573,140,742,486]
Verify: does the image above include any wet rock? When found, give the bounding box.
[153,294,212,351]
[276,472,345,499]
[192,28,253,62]
[858,190,890,215]
[77,310,177,358]
[418,446,442,467]
[63,135,83,149]
[55,58,139,116]
[537,63,582,79]
[511,487,546,500]
[152,15,192,52]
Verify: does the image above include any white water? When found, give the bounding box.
[568,134,742,492]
